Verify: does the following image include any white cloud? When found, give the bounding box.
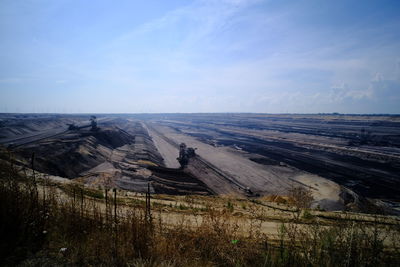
[2,0,399,113]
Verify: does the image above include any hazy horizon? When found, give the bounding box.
[1,0,400,114]
[2,112,400,116]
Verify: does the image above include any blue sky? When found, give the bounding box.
[0,0,399,113]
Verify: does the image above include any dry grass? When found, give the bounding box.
[1,157,400,266]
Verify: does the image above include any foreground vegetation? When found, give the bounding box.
[1,159,400,266]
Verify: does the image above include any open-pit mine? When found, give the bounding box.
[1,113,399,214]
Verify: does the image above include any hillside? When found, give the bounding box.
[1,162,399,266]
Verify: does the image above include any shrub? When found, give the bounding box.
[0,157,399,266]
[289,186,314,209]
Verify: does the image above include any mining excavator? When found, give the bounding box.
[177,143,196,169]
[90,116,98,131]
[176,142,257,196]
[66,116,99,131]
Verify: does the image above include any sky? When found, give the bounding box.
[0,0,400,114]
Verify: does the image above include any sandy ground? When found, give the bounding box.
[146,123,345,210]
[84,162,118,175]
[148,123,292,194]
[77,141,155,192]
[293,174,343,210]
[144,123,180,168]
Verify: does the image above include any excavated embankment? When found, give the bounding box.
[1,116,214,196]
[14,127,134,178]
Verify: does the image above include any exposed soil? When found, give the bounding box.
[0,115,214,196]
[1,113,399,213]
[148,165,213,195]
